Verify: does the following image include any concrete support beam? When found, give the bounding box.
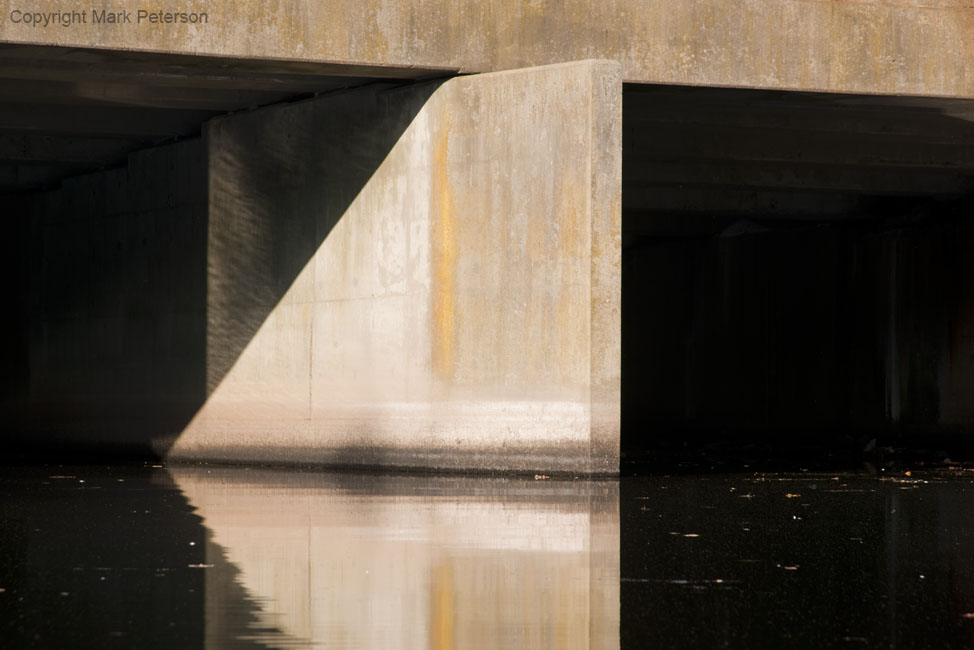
[167,60,622,474]
[622,85,974,223]
[1,1,972,98]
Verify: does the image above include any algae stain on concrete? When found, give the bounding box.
[432,112,457,381]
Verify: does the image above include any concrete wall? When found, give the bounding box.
[164,60,621,473]
[7,139,207,453]
[1,0,972,98]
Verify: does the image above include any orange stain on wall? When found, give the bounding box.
[432,115,457,380]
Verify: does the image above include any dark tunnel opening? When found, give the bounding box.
[621,83,974,467]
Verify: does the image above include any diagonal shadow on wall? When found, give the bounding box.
[2,79,441,458]
[201,79,442,408]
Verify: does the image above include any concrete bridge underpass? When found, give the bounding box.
[2,3,974,473]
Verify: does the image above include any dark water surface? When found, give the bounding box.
[3,462,974,648]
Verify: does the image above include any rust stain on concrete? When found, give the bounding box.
[558,169,584,259]
[430,563,455,650]
[432,113,457,380]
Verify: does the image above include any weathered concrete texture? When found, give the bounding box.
[166,60,622,474]
[1,0,972,98]
[7,139,207,452]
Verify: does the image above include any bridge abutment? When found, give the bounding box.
[172,60,622,473]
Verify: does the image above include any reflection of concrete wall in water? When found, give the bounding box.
[170,468,619,650]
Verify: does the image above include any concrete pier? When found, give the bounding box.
[171,60,622,473]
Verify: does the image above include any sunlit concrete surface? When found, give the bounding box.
[165,60,621,474]
[169,466,620,650]
[1,1,972,98]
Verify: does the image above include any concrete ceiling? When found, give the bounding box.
[4,42,973,216]
[0,44,444,194]
[622,83,974,232]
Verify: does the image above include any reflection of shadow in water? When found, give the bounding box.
[168,467,620,650]
[0,464,294,649]
[201,534,307,649]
